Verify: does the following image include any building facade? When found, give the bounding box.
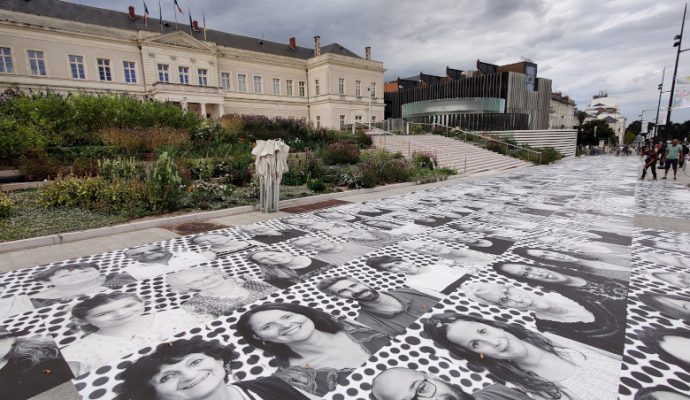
[384,60,552,131]
[549,91,576,129]
[0,0,385,129]
[583,91,626,144]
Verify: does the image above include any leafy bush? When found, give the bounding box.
[538,147,563,164]
[336,166,364,188]
[412,151,436,170]
[98,157,141,181]
[36,176,147,216]
[194,158,215,182]
[0,191,14,217]
[148,152,183,212]
[19,149,62,181]
[321,141,360,165]
[0,118,46,162]
[354,131,373,148]
[186,181,235,209]
[358,150,414,188]
[307,178,326,192]
[0,90,201,150]
[99,127,190,154]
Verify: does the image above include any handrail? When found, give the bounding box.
[409,122,542,164]
[355,121,452,171]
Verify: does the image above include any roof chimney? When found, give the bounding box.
[128,6,136,21]
[314,35,321,57]
[289,37,296,50]
[192,20,200,32]
[365,46,371,60]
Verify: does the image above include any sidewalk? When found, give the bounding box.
[0,168,515,272]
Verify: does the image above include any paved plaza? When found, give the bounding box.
[2,156,690,400]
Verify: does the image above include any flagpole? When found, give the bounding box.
[159,0,163,33]
[173,0,177,30]
[188,6,192,35]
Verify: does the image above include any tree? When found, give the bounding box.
[578,119,617,146]
[576,110,587,127]
[624,119,651,144]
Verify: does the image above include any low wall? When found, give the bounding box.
[487,129,577,158]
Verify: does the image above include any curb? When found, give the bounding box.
[0,174,473,253]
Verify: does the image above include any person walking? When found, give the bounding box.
[662,138,683,180]
[641,139,661,180]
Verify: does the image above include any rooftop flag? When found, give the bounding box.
[174,0,183,14]
[188,7,193,35]
[158,0,163,32]
[202,10,207,40]
[143,0,150,28]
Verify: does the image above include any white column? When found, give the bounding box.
[218,104,225,119]
[200,103,207,119]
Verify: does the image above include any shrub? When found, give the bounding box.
[36,176,147,216]
[0,118,47,161]
[186,181,235,209]
[0,191,14,217]
[412,151,436,170]
[19,149,62,181]
[354,131,373,148]
[98,157,141,181]
[99,127,190,154]
[321,141,360,165]
[358,150,414,188]
[148,152,183,212]
[194,158,215,182]
[307,178,326,192]
[336,166,364,188]
[538,147,564,164]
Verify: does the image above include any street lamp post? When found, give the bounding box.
[666,4,688,137]
[367,85,372,130]
[654,67,666,137]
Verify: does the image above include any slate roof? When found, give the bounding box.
[0,0,361,60]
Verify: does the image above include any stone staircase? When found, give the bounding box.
[371,134,532,175]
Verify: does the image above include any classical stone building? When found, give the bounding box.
[549,91,576,129]
[583,91,626,144]
[0,0,384,129]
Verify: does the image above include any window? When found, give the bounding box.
[123,61,136,83]
[338,78,345,95]
[355,80,361,97]
[97,58,111,81]
[314,79,320,96]
[355,115,362,122]
[69,55,85,79]
[286,80,293,96]
[339,114,346,129]
[178,66,189,84]
[0,47,14,73]
[272,78,280,95]
[316,116,321,129]
[298,81,305,97]
[158,64,169,82]
[253,76,262,93]
[238,74,247,92]
[198,68,208,86]
[221,72,230,91]
[372,116,376,122]
[28,50,46,76]
[370,82,376,98]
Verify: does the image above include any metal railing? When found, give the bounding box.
[355,121,469,173]
[409,122,542,165]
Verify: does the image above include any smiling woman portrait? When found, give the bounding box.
[61,292,210,376]
[118,338,308,400]
[421,313,619,400]
[236,302,389,396]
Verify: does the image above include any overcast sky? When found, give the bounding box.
[69,0,690,125]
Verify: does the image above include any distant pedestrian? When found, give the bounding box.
[662,138,682,180]
[681,141,689,170]
[641,139,661,180]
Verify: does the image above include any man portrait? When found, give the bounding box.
[290,236,372,266]
[317,276,439,336]
[238,224,307,244]
[123,244,213,281]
